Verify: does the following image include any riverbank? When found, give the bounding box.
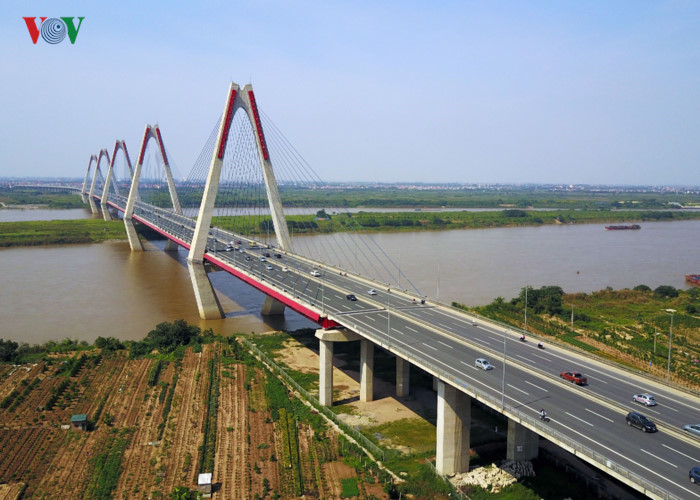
[462,286,700,390]
[0,219,128,247]
[220,207,700,235]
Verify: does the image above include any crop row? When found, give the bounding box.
[199,352,220,474]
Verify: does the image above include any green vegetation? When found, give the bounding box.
[467,285,700,387]
[0,219,128,247]
[0,188,84,208]
[211,207,700,237]
[198,353,220,473]
[83,428,133,499]
[340,477,359,498]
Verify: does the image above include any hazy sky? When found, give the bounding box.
[1,1,698,185]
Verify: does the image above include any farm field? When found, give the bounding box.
[0,341,387,499]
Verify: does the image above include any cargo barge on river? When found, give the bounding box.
[604,224,641,230]
[687,275,700,286]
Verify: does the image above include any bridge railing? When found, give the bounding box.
[333,316,680,500]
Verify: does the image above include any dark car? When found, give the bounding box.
[264,252,271,257]
[691,466,700,484]
[275,253,282,259]
[560,371,588,385]
[626,411,657,432]
[346,294,357,301]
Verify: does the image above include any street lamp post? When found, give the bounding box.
[524,286,528,331]
[664,309,676,384]
[501,329,507,410]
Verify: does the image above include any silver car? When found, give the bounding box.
[632,393,657,406]
[475,358,494,370]
[683,424,700,437]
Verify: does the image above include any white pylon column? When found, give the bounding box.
[240,86,291,251]
[88,149,109,214]
[396,357,410,397]
[123,126,151,252]
[81,155,97,204]
[360,339,374,402]
[101,140,132,221]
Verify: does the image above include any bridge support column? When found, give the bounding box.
[319,339,334,407]
[101,202,113,221]
[261,296,286,316]
[396,357,410,397]
[124,218,143,252]
[187,261,225,319]
[315,329,362,407]
[164,239,179,252]
[436,381,470,475]
[360,340,374,403]
[433,376,438,391]
[506,420,539,461]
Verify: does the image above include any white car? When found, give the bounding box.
[310,270,321,277]
[632,393,657,406]
[282,267,289,272]
[266,265,273,271]
[475,358,494,370]
[367,289,378,295]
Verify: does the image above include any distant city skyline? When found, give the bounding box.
[1,2,698,186]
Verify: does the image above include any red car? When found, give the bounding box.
[560,371,587,385]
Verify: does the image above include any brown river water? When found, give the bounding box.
[0,209,698,344]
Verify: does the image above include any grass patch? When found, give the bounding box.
[340,478,359,498]
[362,418,436,454]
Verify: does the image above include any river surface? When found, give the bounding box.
[0,211,698,344]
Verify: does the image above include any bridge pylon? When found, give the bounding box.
[87,149,110,214]
[81,155,97,204]
[101,140,133,221]
[123,124,183,252]
[187,82,291,319]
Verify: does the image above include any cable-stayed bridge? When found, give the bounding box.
[79,82,699,499]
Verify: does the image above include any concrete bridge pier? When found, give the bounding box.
[436,380,470,475]
[315,329,363,406]
[124,218,143,252]
[101,202,113,221]
[261,296,286,316]
[163,239,179,252]
[396,357,410,397]
[187,260,225,319]
[506,420,539,461]
[360,339,374,402]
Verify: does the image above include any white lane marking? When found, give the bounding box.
[524,380,548,392]
[633,405,661,416]
[406,326,418,333]
[366,316,376,322]
[437,340,452,349]
[438,323,451,329]
[506,383,529,395]
[583,375,608,385]
[662,444,700,462]
[423,311,435,316]
[461,361,474,368]
[515,354,537,364]
[585,408,614,423]
[640,449,677,468]
[425,344,438,351]
[471,337,491,346]
[531,353,549,362]
[565,412,594,427]
[503,393,700,499]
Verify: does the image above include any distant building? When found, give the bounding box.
[70,414,88,431]
[198,473,212,495]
